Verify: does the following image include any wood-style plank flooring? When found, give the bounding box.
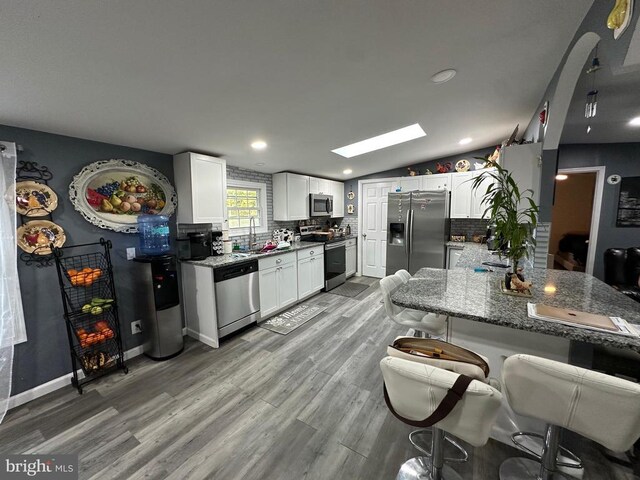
[1,277,638,479]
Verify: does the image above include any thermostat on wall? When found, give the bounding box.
[607,174,621,185]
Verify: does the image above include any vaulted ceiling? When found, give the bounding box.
[0,1,593,179]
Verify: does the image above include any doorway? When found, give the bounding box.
[549,166,604,275]
[358,180,393,278]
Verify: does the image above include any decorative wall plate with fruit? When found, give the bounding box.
[12,181,58,217]
[17,220,66,255]
[69,159,177,233]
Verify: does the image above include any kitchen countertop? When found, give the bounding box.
[446,241,512,269]
[391,267,640,352]
[183,241,325,269]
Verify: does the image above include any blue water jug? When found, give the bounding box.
[137,215,170,255]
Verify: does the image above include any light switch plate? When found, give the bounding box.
[126,247,136,260]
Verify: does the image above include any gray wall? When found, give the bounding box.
[1,124,174,395]
[557,143,640,279]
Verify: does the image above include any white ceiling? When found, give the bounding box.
[0,1,592,180]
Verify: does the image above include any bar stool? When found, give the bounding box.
[500,354,640,480]
[381,356,502,480]
[380,271,446,338]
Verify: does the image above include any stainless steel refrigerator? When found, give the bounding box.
[386,190,450,275]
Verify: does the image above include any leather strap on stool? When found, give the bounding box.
[383,374,473,428]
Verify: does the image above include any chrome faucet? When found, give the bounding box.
[249,216,258,251]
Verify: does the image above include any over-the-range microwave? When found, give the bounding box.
[309,193,333,217]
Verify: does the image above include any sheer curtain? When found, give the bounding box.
[1,141,24,424]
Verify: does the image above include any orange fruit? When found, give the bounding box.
[68,269,78,276]
[82,267,93,274]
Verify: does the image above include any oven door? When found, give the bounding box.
[324,241,346,291]
[310,194,333,217]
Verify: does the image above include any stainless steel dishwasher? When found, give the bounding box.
[214,259,261,337]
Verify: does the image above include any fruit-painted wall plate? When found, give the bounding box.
[17,220,66,255]
[12,181,59,217]
[69,159,177,233]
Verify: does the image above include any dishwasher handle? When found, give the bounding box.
[214,259,259,282]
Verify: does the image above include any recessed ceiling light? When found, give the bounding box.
[629,116,640,126]
[255,162,265,166]
[555,174,568,181]
[331,124,426,158]
[251,140,267,150]
[458,137,472,145]
[343,169,353,175]
[431,69,457,84]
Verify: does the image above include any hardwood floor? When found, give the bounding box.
[1,277,638,479]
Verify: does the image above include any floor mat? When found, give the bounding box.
[328,281,369,298]
[259,304,327,335]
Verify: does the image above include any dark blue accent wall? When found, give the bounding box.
[1,124,174,395]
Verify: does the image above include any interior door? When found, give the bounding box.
[361,181,392,278]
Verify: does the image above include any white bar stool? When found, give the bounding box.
[380,270,446,338]
[500,354,640,480]
[381,356,503,479]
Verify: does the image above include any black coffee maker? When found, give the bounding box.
[187,232,211,260]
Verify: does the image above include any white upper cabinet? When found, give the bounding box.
[500,143,542,204]
[173,152,227,226]
[421,173,451,191]
[399,176,421,192]
[309,177,331,195]
[450,172,474,218]
[330,180,344,218]
[471,170,494,219]
[273,173,310,221]
[450,170,495,219]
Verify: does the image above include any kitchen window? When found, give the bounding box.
[226,180,268,235]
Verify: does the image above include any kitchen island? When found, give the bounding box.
[392,267,640,352]
[391,267,640,446]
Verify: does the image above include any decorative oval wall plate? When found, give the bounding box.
[69,159,177,233]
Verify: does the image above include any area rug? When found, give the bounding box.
[328,281,369,298]
[259,304,326,335]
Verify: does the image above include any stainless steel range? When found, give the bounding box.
[300,226,346,291]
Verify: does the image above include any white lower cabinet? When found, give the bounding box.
[258,252,298,319]
[346,238,357,277]
[297,248,324,299]
[258,267,280,318]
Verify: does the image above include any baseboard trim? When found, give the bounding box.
[185,328,219,349]
[8,343,146,411]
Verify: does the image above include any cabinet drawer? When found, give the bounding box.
[297,246,323,260]
[346,238,357,247]
[259,252,296,270]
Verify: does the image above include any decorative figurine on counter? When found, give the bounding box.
[435,162,452,173]
[424,169,433,175]
[407,167,417,176]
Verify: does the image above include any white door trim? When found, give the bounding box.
[357,177,396,277]
[556,166,605,276]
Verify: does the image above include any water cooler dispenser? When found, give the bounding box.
[132,255,184,360]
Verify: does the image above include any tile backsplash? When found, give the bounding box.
[450,218,489,241]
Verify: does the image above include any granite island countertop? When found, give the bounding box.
[391,267,640,352]
[446,241,512,270]
[183,241,325,269]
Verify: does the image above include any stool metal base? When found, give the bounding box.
[396,457,464,480]
[499,457,569,480]
[410,429,469,463]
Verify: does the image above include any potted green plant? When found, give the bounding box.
[471,159,539,292]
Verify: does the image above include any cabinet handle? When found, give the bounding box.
[276,258,282,264]
[310,250,314,255]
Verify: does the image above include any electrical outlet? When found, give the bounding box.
[131,320,142,335]
[126,247,136,260]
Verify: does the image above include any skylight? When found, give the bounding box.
[331,124,426,158]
